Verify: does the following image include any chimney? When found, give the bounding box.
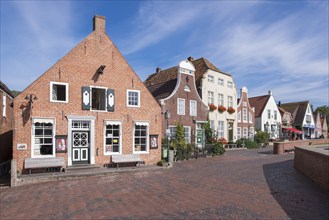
[156,67,161,73]
[187,56,194,61]
[93,15,106,33]
[268,90,272,96]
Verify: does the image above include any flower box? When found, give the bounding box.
[208,103,217,111]
[227,107,236,114]
[218,105,227,112]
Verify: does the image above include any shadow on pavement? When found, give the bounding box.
[263,159,329,220]
[0,174,11,188]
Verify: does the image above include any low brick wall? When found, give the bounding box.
[273,139,329,154]
[294,146,329,191]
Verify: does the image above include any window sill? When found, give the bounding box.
[50,100,68,103]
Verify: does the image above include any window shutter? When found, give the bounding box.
[107,89,115,112]
[82,86,91,110]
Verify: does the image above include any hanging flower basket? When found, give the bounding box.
[227,107,236,114]
[218,105,227,112]
[208,103,217,111]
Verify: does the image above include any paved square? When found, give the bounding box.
[1,148,328,219]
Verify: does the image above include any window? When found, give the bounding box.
[218,78,224,86]
[177,98,185,115]
[218,93,224,106]
[127,90,140,107]
[190,100,197,116]
[104,121,121,155]
[210,120,215,130]
[268,109,271,119]
[184,85,191,92]
[32,118,54,157]
[208,75,214,83]
[274,110,277,120]
[249,112,253,123]
[243,108,247,122]
[134,122,148,153]
[2,94,6,117]
[208,91,214,104]
[237,127,241,139]
[227,96,233,108]
[218,121,224,138]
[50,82,68,103]
[227,81,233,88]
[92,87,106,110]
[169,126,191,143]
[243,127,248,138]
[237,111,241,122]
[184,126,191,143]
[249,127,254,140]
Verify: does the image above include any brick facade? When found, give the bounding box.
[0,82,14,163]
[13,16,162,173]
[236,87,255,140]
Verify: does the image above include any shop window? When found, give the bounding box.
[32,118,54,157]
[134,122,149,153]
[105,121,121,155]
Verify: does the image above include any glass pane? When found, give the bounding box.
[74,150,79,159]
[35,129,43,136]
[40,145,52,155]
[82,150,86,159]
[44,129,53,136]
[44,138,52,144]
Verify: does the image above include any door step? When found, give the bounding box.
[65,164,100,172]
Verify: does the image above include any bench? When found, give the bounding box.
[24,157,65,174]
[111,154,143,168]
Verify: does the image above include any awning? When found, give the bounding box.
[33,118,54,124]
[134,121,149,126]
[105,121,121,126]
[283,127,303,134]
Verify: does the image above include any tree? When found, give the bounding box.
[315,105,329,127]
[204,120,213,144]
[254,129,270,144]
[170,123,187,161]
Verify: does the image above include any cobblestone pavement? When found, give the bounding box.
[1,147,328,219]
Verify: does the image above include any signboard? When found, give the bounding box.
[150,134,159,149]
[55,135,67,153]
[196,129,203,145]
[17,143,27,150]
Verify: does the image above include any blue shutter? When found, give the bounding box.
[107,89,115,112]
[82,87,91,110]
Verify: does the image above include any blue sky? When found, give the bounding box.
[1,1,328,108]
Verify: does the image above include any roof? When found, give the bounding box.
[278,106,291,117]
[0,81,15,98]
[279,101,309,126]
[144,57,230,100]
[248,95,270,117]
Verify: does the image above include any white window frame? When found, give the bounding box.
[2,94,6,117]
[243,108,247,123]
[177,98,185,115]
[31,118,55,158]
[227,96,233,108]
[208,75,214,83]
[218,121,225,138]
[243,127,248,138]
[218,78,224,86]
[249,112,253,123]
[218,93,224,106]
[227,81,233,88]
[237,111,241,122]
[184,126,191,144]
[104,121,122,155]
[268,109,271,119]
[210,120,215,130]
[237,127,241,139]
[208,91,214,104]
[50,81,69,103]
[190,100,197,116]
[127,90,140,107]
[274,110,277,120]
[133,121,149,154]
[91,86,107,111]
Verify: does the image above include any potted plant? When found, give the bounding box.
[227,107,236,114]
[208,103,217,111]
[218,105,227,112]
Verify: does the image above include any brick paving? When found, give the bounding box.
[1,147,328,219]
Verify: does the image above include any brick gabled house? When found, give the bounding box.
[320,116,328,138]
[313,111,323,138]
[13,15,162,175]
[0,81,15,164]
[236,87,255,140]
[144,60,208,148]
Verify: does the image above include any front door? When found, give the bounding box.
[228,122,233,142]
[72,131,90,164]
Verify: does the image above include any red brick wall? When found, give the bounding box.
[273,139,329,154]
[237,89,255,139]
[294,147,329,191]
[161,72,208,143]
[13,21,162,173]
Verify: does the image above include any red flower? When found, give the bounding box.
[218,105,227,112]
[208,103,217,111]
[218,138,228,144]
[227,107,236,114]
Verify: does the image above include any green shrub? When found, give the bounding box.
[236,138,259,149]
[212,142,225,155]
[254,130,270,144]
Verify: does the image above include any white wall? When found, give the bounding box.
[260,95,282,139]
